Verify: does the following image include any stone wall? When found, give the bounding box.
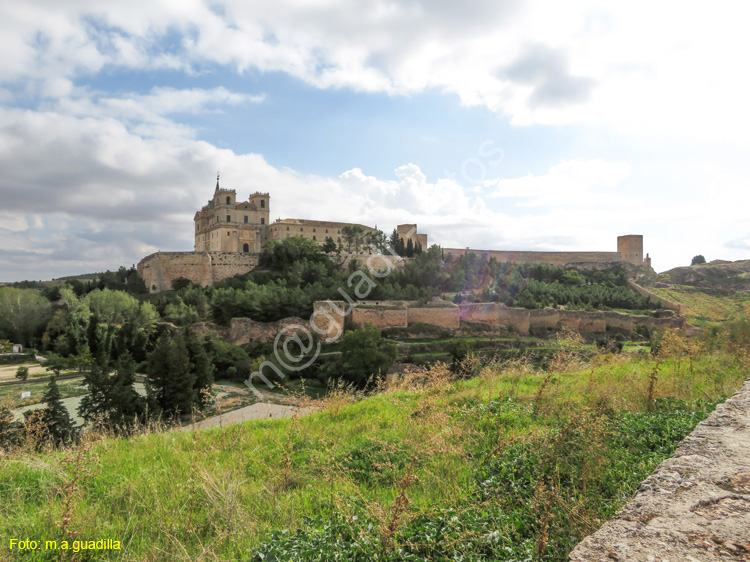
[444,248,623,266]
[137,252,259,293]
[628,281,687,315]
[569,379,750,562]
[455,302,683,334]
[459,303,501,325]
[350,305,408,329]
[407,305,460,329]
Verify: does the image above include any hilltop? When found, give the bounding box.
[657,259,750,292]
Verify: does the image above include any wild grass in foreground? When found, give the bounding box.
[0,329,747,561]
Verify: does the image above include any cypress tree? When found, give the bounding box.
[166,332,195,416]
[185,329,215,409]
[145,334,171,416]
[406,238,414,258]
[41,376,78,446]
[389,229,400,252]
[109,353,146,427]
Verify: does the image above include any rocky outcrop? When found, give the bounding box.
[658,260,750,292]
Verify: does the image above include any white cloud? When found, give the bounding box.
[1,0,748,147]
[488,159,632,207]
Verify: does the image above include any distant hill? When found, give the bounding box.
[646,260,750,325]
[657,259,750,292]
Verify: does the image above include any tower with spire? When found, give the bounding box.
[194,175,270,252]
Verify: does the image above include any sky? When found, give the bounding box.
[1,0,749,281]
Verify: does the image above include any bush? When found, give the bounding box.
[15,366,29,381]
[325,324,397,388]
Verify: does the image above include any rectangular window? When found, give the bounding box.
[313,236,316,240]
[227,215,231,223]
[261,218,265,225]
[244,216,248,223]
[313,228,316,232]
[300,227,304,231]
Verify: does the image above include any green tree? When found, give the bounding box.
[39,376,78,446]
[691,255,706,265]
[0,287,53,346]
[389,229,401,253]
[332,323,397,388]
[405,238,414,258]
[185,329,214,408]
[78,353,146,429]
[15,366,29,381]
[146,332,196,417]
[322,237,338,253]
[42,353,68,376]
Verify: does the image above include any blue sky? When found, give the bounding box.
[0,1,749,281]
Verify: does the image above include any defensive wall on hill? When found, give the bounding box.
[443,234,650,268]
[629,280,687,315]
[443,249,623,266]
[137,252,260,293]
[190,297,683,347]
[137,251,403,293]
[348,300,684,334]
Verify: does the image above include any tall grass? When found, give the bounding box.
[0,329,747,561]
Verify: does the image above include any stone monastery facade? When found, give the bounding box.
[194,175,378,253]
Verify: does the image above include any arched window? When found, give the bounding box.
[243,243,249,252]
[226,196,231,205]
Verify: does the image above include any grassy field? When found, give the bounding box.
[1,331,746,562]
[649,285,750,325]
[0,375,86,410]
[0,363,47,383]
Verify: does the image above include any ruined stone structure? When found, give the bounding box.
[444,234,651,268]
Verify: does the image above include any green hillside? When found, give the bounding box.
[649,285,750,325]
[2,336,746,561]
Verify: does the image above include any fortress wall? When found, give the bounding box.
[229,317,308,346]
[350,306,408,329]
[528,309,561,330]
[459,303,501,325]
[628,281,687,315]
[310,301,347,342]
[137,252,259,293]
[498,306,531,334]
[444,248,623,266]
[208,252,260,283]
[407,306,460,329]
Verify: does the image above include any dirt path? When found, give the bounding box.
[181,402,314,431]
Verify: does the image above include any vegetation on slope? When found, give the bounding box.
[1,327,747,561]
[649,285,750,325]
